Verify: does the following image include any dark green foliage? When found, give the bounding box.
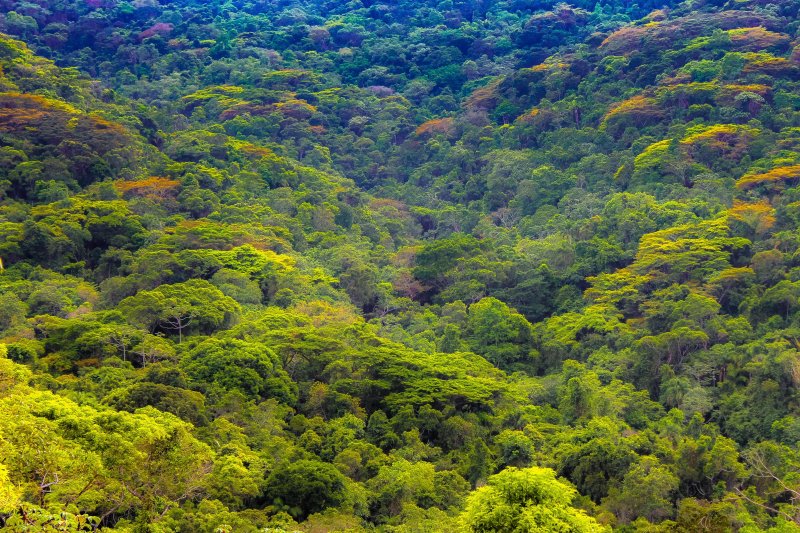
[181,337,294,401]
[262,460,348,520]
[104,382,207,425]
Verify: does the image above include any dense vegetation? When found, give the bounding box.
[3,0,800,530]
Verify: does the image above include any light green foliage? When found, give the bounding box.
[0,463,21,513]
[459,467,609,532]
[0,355,213,525]
[603,456,679,524]
[466,297,535,368]
[211,268,263,305]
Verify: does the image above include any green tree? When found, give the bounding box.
[602,456,679,524]
[459,466,608,532]
[466,297,535,368]
[366,459,438,520]
[0,293,27,333]
[340,262,379,312]
[181,337,294,400]
[118,280,241,342]
[263,460,349,520]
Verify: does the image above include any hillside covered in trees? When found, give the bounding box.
[3,0,800,531]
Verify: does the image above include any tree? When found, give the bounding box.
[459,466,608,532]
[738,442,800,525]
[0,354,213,527]
[466,297,535,368]
[366,410,401,450]
[556,421,637,503]
[559,367,602,423]
[339,262,379,312]
[366,459,438,519]
[75,323,143,362]
[210,268,262,305]
[181,337,293,400]
[0,293,27,333]
[118,280,241,342]
[495,430,535,468]
[262,460,348,520]
[413,234,480,292]
[204,451,264,510]
[103,382,207,425]
[0,463,21,514]
[602,456,679,524]
[132,334,177,366]
[756,280,800,321]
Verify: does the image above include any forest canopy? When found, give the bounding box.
[3,0,800,531]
